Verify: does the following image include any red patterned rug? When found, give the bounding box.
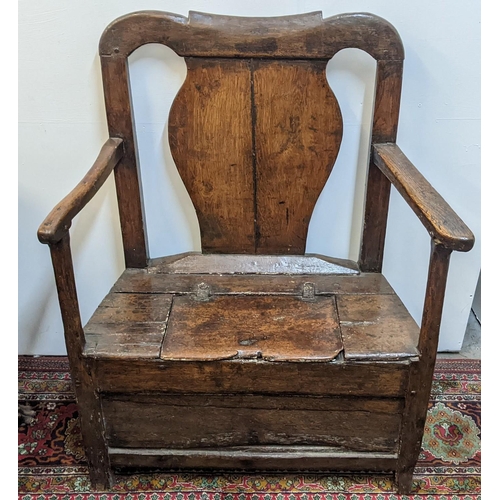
[18,356,480,500]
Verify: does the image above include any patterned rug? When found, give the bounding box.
[18,357,481,500]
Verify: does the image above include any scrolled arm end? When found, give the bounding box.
[37,215,71,245]
[431,228,474,253]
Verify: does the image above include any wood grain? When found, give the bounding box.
[169,58,255,253]
[396,242,451,493]
[253,59,342,254]
[337,294,420,360]
[373,143,475,252]
[48,235,112,487]
[111,268,395,296]
[170,57,343,254]
[85,333,166,359]
[93,358,409,397]
[148,253,359,275]
[161,295,343,362]
[371,61,404,144]
[86,293,172,323]
[109,446,398,472]
[99,11,403,60]
[37,138,123,245]
[100,393,404,412]
[101,56,148,268]
[83,293,172,359]
[358,60,403,272]
[39,9,475,491]
[102,397,401,451]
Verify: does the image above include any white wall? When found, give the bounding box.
[19,0,480,354]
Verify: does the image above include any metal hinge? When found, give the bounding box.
[301,282,316,300]
[194,282,211,301]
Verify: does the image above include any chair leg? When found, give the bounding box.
[48,236,114,489]
[77,393,113,489]
[395,363,425,496]
[73,361,113,489]
[395,469,414,495]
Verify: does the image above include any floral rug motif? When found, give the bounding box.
[18,357,480,500]
[423,402,480,465]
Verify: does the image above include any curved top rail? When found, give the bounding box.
[99,10,404,60]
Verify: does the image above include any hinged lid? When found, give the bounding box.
[161,295,343,362]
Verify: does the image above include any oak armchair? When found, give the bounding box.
[38,11,474,494]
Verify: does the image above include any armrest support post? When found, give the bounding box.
[397,240,451,488]
[48,232,112,487]
[37,137,125,360]
[38,140,120,485]
[419,240,452,364]
[49,232,85,359]
[37,137,124,369]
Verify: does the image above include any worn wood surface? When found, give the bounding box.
[337,294,420,360]
[169,58,255,253]
[101,56,148,268]
[112,268,395,295]
[396,242,452,494]
[102,397,401,450]
[109,447,398,472]
[85,329,166,358]
[358,60,403,272]
[83,293,172,359]
[93,358,409,396]
[99,9,404,258]
[149,253,359,275]
[48,235,112,488]
[39,9,478,492]
[373,143,475,252]
[87,293,172,323]
[82,264,420,363]
[161,295,343,362]
[170,57,342,254]
[253,59,342,253]
[99,11,404,60]
[100,393,404,412]
[81,261,424,363]
[37,138,124,245]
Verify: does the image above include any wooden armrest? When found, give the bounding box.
[372,143,474,252]
[37,138,124,245]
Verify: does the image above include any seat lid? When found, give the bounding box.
[161,295,343,362]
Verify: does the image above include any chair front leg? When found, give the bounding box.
[395,240,452,494]
[49,232,113,489]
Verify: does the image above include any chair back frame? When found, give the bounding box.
[99,11,404,269]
